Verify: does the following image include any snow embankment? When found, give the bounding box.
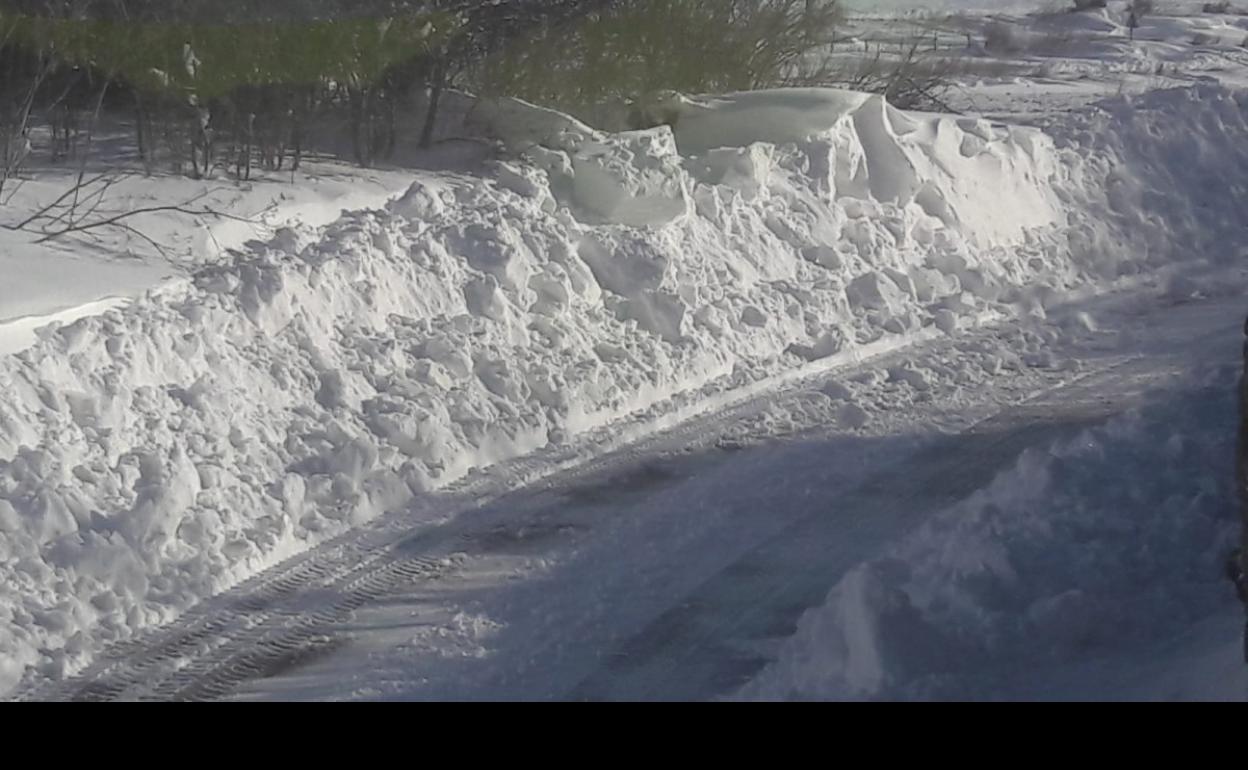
[1057,86,1248,277]
[0,165,418,356]
[0,84,1240,694]
[739,369,1246,701]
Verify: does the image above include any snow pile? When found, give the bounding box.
[659,89,1063,247]
[1055,85,1248,279]
[0,164,418,356]
[739,371,1246,701]
[0,83,1244,695]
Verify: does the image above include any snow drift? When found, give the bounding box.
[738,371,1245,701]
[0,84,1244,695]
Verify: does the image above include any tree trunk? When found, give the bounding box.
[420,78,443,149]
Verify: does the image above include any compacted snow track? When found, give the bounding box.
[568,343,1222,700]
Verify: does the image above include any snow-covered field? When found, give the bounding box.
[3,3,1248,700]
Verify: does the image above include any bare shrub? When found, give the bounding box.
[984,21,1023,55]
[1128,0,1154,39]
[813,40,973,112]
[462,1,847,120]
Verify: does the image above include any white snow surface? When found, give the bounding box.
[1,82,1247,695]
[740,371,1246,701]
[0,164,418,356]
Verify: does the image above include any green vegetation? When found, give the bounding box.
[465,0,846,123]
[0,10,459,176]
[0,1,865,182]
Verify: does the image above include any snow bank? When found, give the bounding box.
[1056,85,1248,277]
[739,371,1245,701]
[662,89,1061,246]
[1,83,1244,695]
[0,248,169,357]
[0,164,418,356]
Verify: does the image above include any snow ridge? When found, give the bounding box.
[0,84,1242,694]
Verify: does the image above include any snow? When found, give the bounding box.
[4,8,1248,697]
[657,89,1063,247]
[740,369,1247,701]
[0,250,167,357]
[0,163,419,356]
[846,1,1040,11]
[190,285,1241,703]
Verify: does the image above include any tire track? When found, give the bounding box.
[567,327,1239,701]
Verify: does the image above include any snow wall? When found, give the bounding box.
[3,84,1248,693]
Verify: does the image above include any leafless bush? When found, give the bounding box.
[0,21,43,199]
[984,21,1024,55]
[808,40,969,112]
[1128,0,1154,39]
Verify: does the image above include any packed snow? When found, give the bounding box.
[740,370,1246,700]
[4,5,1248,699]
